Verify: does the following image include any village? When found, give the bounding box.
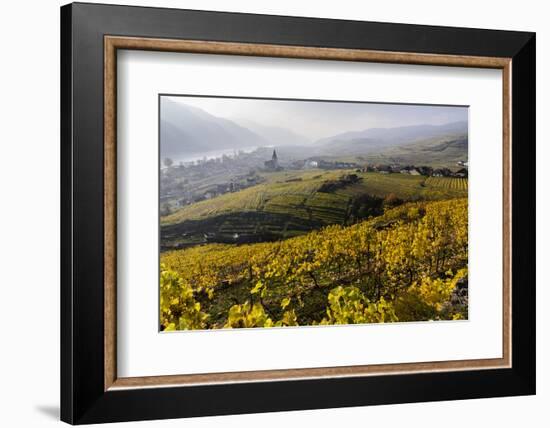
[357,161,468,178]
[161,148,468,215]
[264,149,468,178]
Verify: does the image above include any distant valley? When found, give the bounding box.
[161,98,467,165]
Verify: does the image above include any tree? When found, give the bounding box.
[163,157,174,168]
[383,193,403,208]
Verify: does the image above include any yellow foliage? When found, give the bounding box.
[161,198,468,329]
[224,301,273,328]
[160,264,208,330]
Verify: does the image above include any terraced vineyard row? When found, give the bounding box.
[425,177,468,191]
[161,170,469,249]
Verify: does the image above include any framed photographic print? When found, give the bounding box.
[60,2,536,424]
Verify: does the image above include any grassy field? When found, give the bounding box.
[161,169,468,249]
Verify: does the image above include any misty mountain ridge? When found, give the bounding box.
[236,119,312,147]
[161,99,267,157]
[316,121,467,155]
[161,99,467,160]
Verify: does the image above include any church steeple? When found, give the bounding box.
[264,149,281,170]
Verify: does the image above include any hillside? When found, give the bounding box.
[161,169,467,249]
[236,119,312,146]
[161,198,469,329]
[160,98,266,157]
[344,136,468,168]
[316,121,467,155]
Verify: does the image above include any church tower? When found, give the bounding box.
[264,149,281,170]
[272,150,278,168]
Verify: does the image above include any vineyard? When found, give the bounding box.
[161,170,467,248]
[425,177,468,191]
[160,198,468,330]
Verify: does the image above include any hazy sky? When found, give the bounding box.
[165,95,468,141]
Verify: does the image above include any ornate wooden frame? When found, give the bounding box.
[61,3,535,424]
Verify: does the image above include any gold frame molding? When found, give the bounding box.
[104,35,512,391]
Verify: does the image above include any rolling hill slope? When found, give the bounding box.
[316,121,467,155]
[161,170,467,249]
